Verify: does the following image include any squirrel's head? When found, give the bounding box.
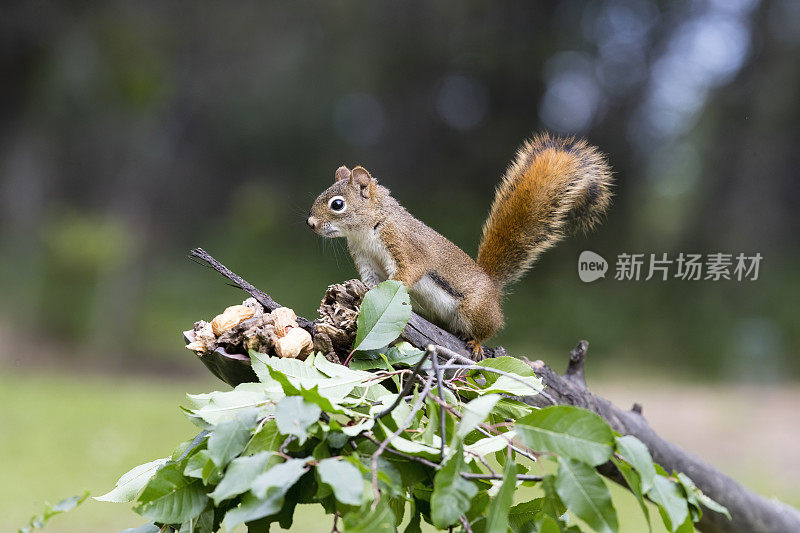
[307,165,381,238]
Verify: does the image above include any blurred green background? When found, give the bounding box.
[2,0,799,531]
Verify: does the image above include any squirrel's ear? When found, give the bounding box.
[350,166,374,199]
[334,165,351,182]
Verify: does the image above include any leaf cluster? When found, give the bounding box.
[93,281,727,532]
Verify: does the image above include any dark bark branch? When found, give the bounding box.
[189,248,314,331]
[188,249,800,533]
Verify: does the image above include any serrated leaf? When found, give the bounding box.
[431,440,478,528]
[209,451,273,504]
[612,457,650,530]
[615,435,657,493]
[386,433,441,461]
[275,396,321,445]
[207,408,258,467]
[20,491,91,533]
[481,374,543,396]
[94,458,168,503]
[342,498,397,532]
[183,449,220,485]
[515,406,614,466]
[187,387,272,426]
[351,343,426,370]
[555,458,618,533]
[135,462,208,524]
[457,394,501,438]
[485,460,517,533]
[535,513,561,533]
[178,507,214,533]
[463,431,515,458]
[507,500,545,533]
[353,280,412,352]
[223,489,286,530]
[244,419,283,455]
[476,356,537,381]
[251,458,309,498]
[647,475,689,532]
[317,458,364,505]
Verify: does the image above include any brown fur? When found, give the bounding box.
[478,133,612,287]
[307,133,612,355]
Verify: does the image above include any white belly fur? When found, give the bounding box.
[346,228,397,287]
[409,274,460,329]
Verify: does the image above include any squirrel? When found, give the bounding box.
[307,133,612,358]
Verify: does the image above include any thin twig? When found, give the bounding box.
[371,374,435,506]
[375,351,430,420]
[426,392,540,464]
[429,345,447,462]
[460,472,543,482]
[459,515,473,533]
[468,451,498,476]
[362,434,440,470]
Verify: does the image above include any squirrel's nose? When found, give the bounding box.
[307,215,319,230]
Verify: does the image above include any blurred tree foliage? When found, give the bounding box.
[0,0,797,378]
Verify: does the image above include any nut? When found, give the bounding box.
[211,305,255,336]
[272,307,298,337]
[275,327,313,359]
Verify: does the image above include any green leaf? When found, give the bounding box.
[135,462,208,524]
[476,356,537,381]
[555,458,618,533]
[251,458,309,498]
[612,457,650,530]
[484,460,517,533]
[186,387,272,426]
[223,459,309,529]
[94,458,168,503]
[179,507,214,533]
[457,394,501,438]
[535,513,561,533]
[209,451,273,504]
[515,406,614,466]
[317,458,364,506]
[244,419,283,454]
[353,280,412,352]
[352,342,426,370]
[183,449,222,485]
[20,491,90,533]
[223,489,286,530]
[675,472,730,520]
[119,524,160,533]
[507,500,542,533]
[431,440,478,528]
[385,433,441,461]
[207,408,257,467]
[275,396,321,445]
[464,431,516,458]
[342,498,397,532]
[647,475,689,532]
[481,374,543,396]
[615,435,657,493]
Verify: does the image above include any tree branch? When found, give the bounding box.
[188,249,800,533]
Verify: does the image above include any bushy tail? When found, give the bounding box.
[477,133,612,287]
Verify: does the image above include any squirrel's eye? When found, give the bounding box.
[328,196,346,212]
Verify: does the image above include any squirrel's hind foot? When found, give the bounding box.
[466,340,485,361]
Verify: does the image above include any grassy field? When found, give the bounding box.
[2,369,794,532]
